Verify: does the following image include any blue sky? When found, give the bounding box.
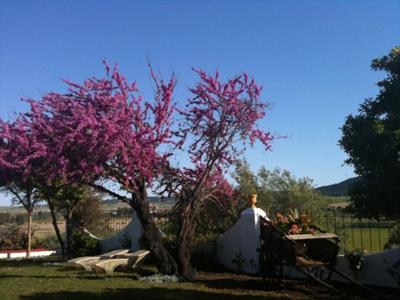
[0,0,399,205]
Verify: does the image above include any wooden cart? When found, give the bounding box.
[258,217,382,298]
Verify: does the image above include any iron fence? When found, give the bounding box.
[307,209,400,253]
[2,208,399,254]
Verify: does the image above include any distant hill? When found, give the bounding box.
[316,177,360,197]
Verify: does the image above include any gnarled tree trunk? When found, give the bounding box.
[177,217,196,278]
[129,185,178,275]
[176,199,201,279]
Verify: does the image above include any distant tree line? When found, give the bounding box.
[232,160,328,217]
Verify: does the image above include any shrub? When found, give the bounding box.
[32,235,59,250]
[345,248,367,272]
[384,229,400,250]
[70,230,100,257]
[0,212,13,225]
[0,224,27,250]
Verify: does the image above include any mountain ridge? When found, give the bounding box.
[316,177,360,197]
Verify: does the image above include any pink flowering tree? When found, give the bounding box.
[1,115,71,260]
[1,107,101,260]
[4,64,178,272]
[0,117,47,257]
[163,70,273,278]
[1,64,273,276]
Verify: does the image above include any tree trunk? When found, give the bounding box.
[129,185,178,275]
[65,216,70,259]
[26,210,32,259]
[177,221,195,279]
[48,199,65,261]
[177,201,198,279]
[64,209,74,259]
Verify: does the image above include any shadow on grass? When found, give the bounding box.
[19,287,284,300]
[196,277,314,294]
[0,273,135,280]
[0,260,53,267]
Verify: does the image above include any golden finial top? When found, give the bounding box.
[248,194,257,208]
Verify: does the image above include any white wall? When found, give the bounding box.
[0,249,56,260]
[281,249,400,288]
[99,216,143,253]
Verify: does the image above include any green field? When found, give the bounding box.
[312,215,399,253]
[340,228,392,253]
[0,206,49,214]
[325,196,350,204]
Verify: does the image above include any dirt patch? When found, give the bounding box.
[193,271,399,299]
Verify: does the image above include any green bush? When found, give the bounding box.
[32,235,59,250]
[0,224,27,250]
[384,229,400,250]
[70,230,100,258]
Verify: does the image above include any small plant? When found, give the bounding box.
[345,248,367,273]
[70,230,100,257]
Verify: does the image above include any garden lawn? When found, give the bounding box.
[341,227,392,253]
[0,259,397,300]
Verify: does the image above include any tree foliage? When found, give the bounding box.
[0,64,273,277]
[0,224,28,250]
[161,70,273,277]
[233,161,328,217]
[0,117,44,257]
[0,63,178,268]
[339,46,400,218]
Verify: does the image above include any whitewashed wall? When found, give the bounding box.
[217,208,267,274]
[283,249,400,288]
[99,215,143,253]
[216,207,400,288]
[0,249,56,260]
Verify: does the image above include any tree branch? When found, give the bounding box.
[89,183,130,204]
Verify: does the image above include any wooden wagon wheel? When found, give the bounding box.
[260,247,283,286]
[306,265,333,282]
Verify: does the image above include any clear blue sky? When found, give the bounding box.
[0,0,399,205]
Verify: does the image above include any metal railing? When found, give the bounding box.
[2,209,399,254]
[307,209,400,253]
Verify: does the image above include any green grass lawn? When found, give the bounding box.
[2,259,395,300]
[0,259,310,300]
[312,213,399,253]
[340,227,392,253]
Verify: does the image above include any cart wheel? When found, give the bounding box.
[261,250,283,286]
[306,266,332,282]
